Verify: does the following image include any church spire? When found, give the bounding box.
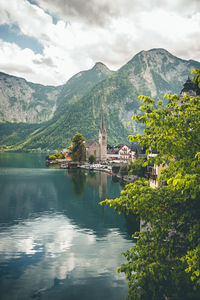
[101,104,106,132]
[99,104,107,161]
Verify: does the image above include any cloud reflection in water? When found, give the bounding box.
[0,212,133,299]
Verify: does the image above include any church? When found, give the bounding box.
[85,106,107,161]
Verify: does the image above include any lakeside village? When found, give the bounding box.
[46,105,144,184]
[46,77,196,186]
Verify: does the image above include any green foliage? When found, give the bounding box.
[2,50,200,151]
[101,91,200,299]
[69,169,86,196]
[55,151,65,159]
[0,123,40,150]
[0,66,113,151]
[48,155,57,160]
[129,158,146,178]
[47,151,64,160]
[191,69,200,88]
[71,133,86,162]
[88,153,96,164]
[120,165,128,172]
[191,69,200,95]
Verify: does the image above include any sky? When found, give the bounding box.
[0,0,200,86]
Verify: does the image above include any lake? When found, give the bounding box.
[0,153,136,300]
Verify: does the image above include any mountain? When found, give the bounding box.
[0,62,112,124]
[119,48,200,98]
[0,72,62,123]
[0,63,113,150]
[1,48,200,151]
[54,62,113,116]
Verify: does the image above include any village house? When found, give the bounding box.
[62,148,72,161]
[119,144,136,161]
[107,144,136,162]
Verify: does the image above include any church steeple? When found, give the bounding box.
[100,104,106,132]
[99,105,107,161]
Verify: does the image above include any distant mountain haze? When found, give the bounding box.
[0,48,200,151]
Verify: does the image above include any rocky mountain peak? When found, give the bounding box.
[1,48,200,151]
[130,48,178,65]
[144,48,171,56]
[92,62,112,73]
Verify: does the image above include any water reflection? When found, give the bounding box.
[0,154,136,300]
[68,169,108,201]
[0,212,133,300]
[0,152,47,168]
[0,168,135,236]
[68,169,87,196]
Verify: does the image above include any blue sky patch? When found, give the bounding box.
[27,0,58,25]
[52,16,59,25]
[27,0,38,5]
[0,24,44,54]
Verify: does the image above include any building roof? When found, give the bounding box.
[107,148,115,154]
[107,144,112,149]
[63,148,72,154]
[118,144,131,151]
[85,140,98,147]
[65,157,72,161]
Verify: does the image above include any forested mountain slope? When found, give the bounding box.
[1,48,200,151]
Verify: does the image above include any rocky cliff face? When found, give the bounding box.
[120,48,200,98]
[0,62,112,124]
[107,48,200,134]
[1,48,200,150]
[0,72,62,123]
[55,62,113,114]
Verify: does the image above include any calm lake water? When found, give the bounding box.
[0,153,136,300]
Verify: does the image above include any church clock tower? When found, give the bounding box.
[99,105,107,161]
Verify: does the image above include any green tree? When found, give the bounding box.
[100,92,200,299]
[191,69,200,88]
[129,158,146,178]
[47,151,64,160]
[88,153,96,164]
[55,151,65,159]
[71,133,86,162]
[191,69,200,95]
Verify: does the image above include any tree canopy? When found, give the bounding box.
[88,153,96,164]
[100,91,200,299]
[128,158,146,178]
[71,133,86,162]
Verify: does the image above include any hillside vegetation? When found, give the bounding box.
[1,48,200,151]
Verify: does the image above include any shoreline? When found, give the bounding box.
[46,159,137,184]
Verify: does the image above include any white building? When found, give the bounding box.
[107,144,136,162]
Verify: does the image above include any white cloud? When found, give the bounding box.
[0,0,200,85]
[0,213,133,299]
[0,39,63,85]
